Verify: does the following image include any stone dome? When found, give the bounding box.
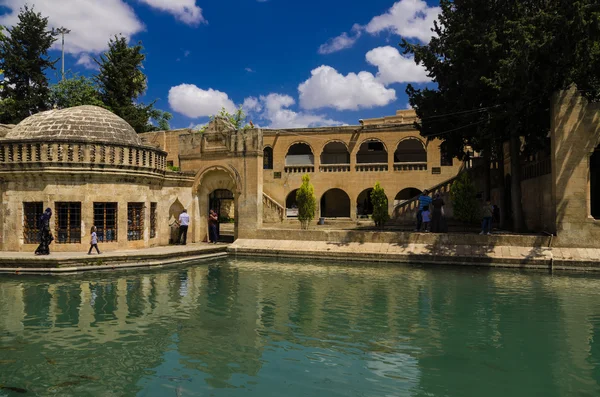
[5,105,142,146]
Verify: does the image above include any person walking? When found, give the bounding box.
[87,225,101,254]
[178,209,190,245]
[430,193,446,233]
[415,190,432,232]
[35,208,53,255]
[480,200,494,235]
[208,209,219,244]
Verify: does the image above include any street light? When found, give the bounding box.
[51,27,70,81]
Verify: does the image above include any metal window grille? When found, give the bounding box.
[23,202,43,244]
[150,202,157,238]
[93,203,118,242]
[55,202,81,244]
[127,203,144,241]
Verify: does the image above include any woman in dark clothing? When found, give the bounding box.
[430,194,446,233]
[35,208,53,255]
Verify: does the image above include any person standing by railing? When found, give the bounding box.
[415,190,432,232]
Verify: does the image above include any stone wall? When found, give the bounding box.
[139,128,192,168]
[551,88,600,247]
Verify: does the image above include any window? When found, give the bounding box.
[441,145,453,166]
[128,203,145,241]
[167,160,174,167]
[94,203,118,242]
[23,202,43,244]
[263,147,273,170]
[150,202,157,238]
[55,202,81,243]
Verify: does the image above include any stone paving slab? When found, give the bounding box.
[228,239,600,272]
[0,243,228,273]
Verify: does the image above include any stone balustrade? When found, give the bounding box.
[262,192,284,221]
[284,165,315,173]
[356,163,389,172]
[319,164,351,173]
[394,162,427,171]
[0,140,167,176]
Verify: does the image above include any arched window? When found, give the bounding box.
[592,148,600,219]
[356,139,387,164]
[320,189,351,218]
[321,142,350,165]
[357,188,374,217]
[263,147,273,170]
[394,138,426,163]
[285,143,314,165]
[286,189,299,218]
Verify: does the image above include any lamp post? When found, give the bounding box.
[51,27,70,81]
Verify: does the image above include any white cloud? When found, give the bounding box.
[318,24,362,55]
[365,46,430,84]
[0,0,144,55]
[365,0,440,43]
[168,84,236,118]
[317,0,440,54]
[244,94,343,129]
[245,67,255,73]
[298,66,396,111]
[137,0,205,25]
[75,53,98,70]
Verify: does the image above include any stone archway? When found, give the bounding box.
[194,167,239,243]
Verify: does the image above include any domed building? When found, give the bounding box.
[0,106,195,252]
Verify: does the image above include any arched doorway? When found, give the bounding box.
[356,139,388,164]
[320,189,351,218]
[195,168,238,243]
[357,188,374,218]
[591,148,600,219]
[395,188,422,206]
[209,189,235,242]
[286,189,299,218]
[394,138,427,164]
[285,143,314,172]
[321,142,350,165]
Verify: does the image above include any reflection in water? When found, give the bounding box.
[1,260,600,396]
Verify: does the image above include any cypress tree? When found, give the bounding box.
[296,174,316,230]
[0,6,57,124]
[371,182,389,229]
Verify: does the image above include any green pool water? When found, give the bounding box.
[1,259,600,396]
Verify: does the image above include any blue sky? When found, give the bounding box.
[0,0,440,129]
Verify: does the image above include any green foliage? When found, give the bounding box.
[50,74,104,109]
[296,174,316,229]
[199,106,252,133]
[0,6,57,124]
[167,165,180,172]
[400,0,600,231]
[370,182,389,228]
[94,35,169,133]
[450,173,479,224]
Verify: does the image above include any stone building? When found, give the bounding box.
[0,106,194,252]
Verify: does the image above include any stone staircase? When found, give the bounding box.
[263,192,285,222]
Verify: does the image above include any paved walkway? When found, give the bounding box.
[228,239,600,272]
[0,243,228,273]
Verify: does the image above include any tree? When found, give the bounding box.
[296,174,316,230]
[371,182,389,229]
[50,74,104,109]
[198,106,252,133]
[0,6,56,124]
[401,0,600,232]
[450,172,479,226]
[94,35,171,132]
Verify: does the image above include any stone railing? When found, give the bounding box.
[356,163,388,172]
[262,192,284,221]
[394,162,427,171]
[392,174,459,220]
[319,164,351,172]
[284,165,315,173]
[521,157,551,181]
[0,140,167,176]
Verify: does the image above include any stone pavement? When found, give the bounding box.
[228,239,600,272]
[0,243,228,273]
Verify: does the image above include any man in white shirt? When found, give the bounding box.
[178,209,190,245]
